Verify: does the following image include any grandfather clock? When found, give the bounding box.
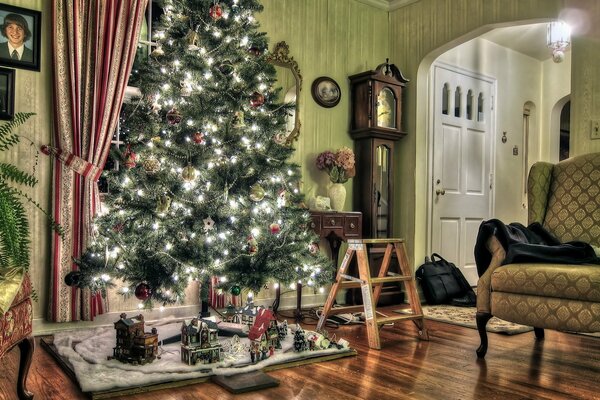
[348,59,408,305]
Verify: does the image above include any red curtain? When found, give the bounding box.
[46,0,147,322]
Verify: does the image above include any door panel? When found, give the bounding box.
[431,65,494,285]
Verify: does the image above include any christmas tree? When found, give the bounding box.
[72,0,330,307]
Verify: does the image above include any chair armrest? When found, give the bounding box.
[476,236,506,314]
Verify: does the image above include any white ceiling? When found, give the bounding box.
[479,23,561,61]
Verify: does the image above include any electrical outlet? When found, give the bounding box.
[591,120,600,140]
[513,145,519,156]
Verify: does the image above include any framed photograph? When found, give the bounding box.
[0,4,41,71]
[0,67,14,120]
[311,76,341,108]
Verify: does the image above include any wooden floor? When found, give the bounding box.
[1,313,600,400]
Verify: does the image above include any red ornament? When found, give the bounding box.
[247,47,261,57]
[123,145,137,169]
[113,223,124,233]
[192,132,205,144]
[166,108,182,125]
[135,283,152,301]
[250,92,265,108]
[269,223,281,235]
[209,4,223,20]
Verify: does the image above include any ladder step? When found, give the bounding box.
[348,238,405,244]
[340,275,411,288]
[376,314,423,325]
[371,276,411,284]
[325,305,364,314]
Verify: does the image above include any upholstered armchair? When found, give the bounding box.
[0,272,34,399]
[476,152,600,358]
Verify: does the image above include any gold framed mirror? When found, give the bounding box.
[267,41,302,145]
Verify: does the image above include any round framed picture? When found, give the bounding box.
[311,76,341,108]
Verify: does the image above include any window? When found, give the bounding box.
[442,83,449,115]
[466,89,473,120]
[477,93,484,122]
[454,86,462,117]
[99,1,162,194]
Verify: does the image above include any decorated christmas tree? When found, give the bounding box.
[72,0,330,307]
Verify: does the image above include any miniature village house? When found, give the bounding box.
[222,302,241,323]
[180,318,224,365]
[248,307,281,350]
[112,313,158,365]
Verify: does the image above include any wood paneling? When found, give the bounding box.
[2,317,600,399]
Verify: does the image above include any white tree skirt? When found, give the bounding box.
[51,317,353,393]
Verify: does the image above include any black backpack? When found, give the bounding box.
[415,253,476,307]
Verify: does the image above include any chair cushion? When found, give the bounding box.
[0,274,33,359]
[543,153,600,247]
[491,263,600,302]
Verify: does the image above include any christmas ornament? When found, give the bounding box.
[232,111,245,128]
[218,60,234,76]
[309,242,320,254]
[142,157,161,174]
[123,145,137,169]
[230,285,241,296]
[150,46,164,57]
[151,136,161,143]
[180,81,193,97]
[192,132,205,144]
[156,194,171,213]
[247,47,262,57]
[250,92,265,108]
[203,216,215,231]
[273,133,287,145]
[209,3,223,20]
[269,223,281,235]
[135,283,152,300]
[182,164,196,182]
[249,184,265,202]
[113,223,124,233]
[64,270,82,287]
[186,29,200,51]
[247,235,258,256]
[277,189,289,207]
[166,108,182,125]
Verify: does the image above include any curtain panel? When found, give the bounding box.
[46,0,147,322]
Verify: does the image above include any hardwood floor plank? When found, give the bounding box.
[1,316,599,400]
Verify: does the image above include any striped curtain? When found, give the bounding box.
[46,0,147,322]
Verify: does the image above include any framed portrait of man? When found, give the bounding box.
[0,4,41,71]
[0,67,15,120]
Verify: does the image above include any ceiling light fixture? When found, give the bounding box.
[547,21,571,63]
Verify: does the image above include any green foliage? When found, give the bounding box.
[78,0,331,306]
[0,113,63,273]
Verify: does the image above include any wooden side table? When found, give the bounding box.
[309,211,362,277]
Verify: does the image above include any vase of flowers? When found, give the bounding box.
[316,146,355,211]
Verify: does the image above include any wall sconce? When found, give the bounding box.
[547,21,571,63]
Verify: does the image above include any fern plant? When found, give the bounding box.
[0,113,61,273]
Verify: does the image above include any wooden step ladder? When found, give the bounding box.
[316,238,429,349]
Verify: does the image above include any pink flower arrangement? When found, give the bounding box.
[316,146,356,183]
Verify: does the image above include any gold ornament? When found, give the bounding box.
[142,157,161,174]
[151,46,164,57]
[156,194,171,213]
[182,164,196,182]
[249,184,265,202]
[186,30,199,50]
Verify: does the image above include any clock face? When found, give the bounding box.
[376,88,396,129]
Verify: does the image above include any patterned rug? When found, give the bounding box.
[395,305,533,335]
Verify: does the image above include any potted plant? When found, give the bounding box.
[0,112,60,276]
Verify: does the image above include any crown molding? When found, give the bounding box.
[354,0,420,11]
[354,0,391,10]
[388,0,420,11]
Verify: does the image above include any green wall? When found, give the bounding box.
[258,0,390,202]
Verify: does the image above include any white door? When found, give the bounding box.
[431,65,495,285]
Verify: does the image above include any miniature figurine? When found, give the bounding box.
[180,318,224,365]
[111,313,158,365]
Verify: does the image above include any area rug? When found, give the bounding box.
[42,317,355,399]
[395,305,533,334]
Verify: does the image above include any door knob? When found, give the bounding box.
[436,189,446,196]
